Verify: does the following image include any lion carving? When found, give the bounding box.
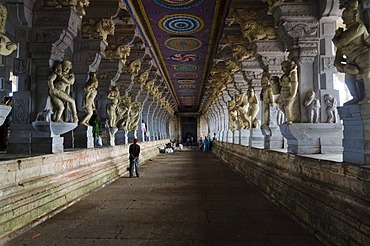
[134,71,149,85]
[127,60,142,75]
[241,20,277,43]
[105,44,131,62]
[81,18,115,42]
[232,45,254,62]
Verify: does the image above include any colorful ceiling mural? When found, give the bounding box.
[122,0,231,111]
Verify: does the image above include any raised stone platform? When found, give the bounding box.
[0,139,169,240]
[212,141,370,245]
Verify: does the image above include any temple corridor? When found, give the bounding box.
[5,149,321,246]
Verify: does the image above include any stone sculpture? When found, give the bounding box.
[150,86,159,97]
[144,80,155,91]
[105,44,131,63]
[247,87,260,128]
[227,99,238,131]
[225,60,241,74]
[106,86,120,128]
[241,20,277,44]
[81,18,115,42]
[232,45,254,62]
[127,60,142,75]
[260,71,274,126]
[277,60,299,124]
[134,71,149,85]
[323,94,337,123]
[304,91,320,123]
[235,93,251,129]
[332,0,370,105]
[48,60,78,123]
[0,4,17,56]
[127,101,141,131]
[116,96,131,130]
[80,72,99,126]
[46,0,90,16]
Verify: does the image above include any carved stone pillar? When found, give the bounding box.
[271,2,342,154]
[253,40,286,149]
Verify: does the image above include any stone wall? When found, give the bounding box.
[212,141,370,245]
[0,139,169,241]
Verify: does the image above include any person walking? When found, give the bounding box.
[129,138,141,177]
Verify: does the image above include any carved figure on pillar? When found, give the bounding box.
[304,91,320,123]
[144,80,155,91]
[81,18,115,43]
[332,0,370,104]
[80,72,99,126]
[134,71,149,85]
[127,101,141,131]
[116,96,131,130]
[105,44,131,64]
[235,92,251,129]
[0,4,17,56]
[48,60,78,123]
[323,94,338,123]
[232,45,254,61]
[271,76,285,125]
[277,60,299,124]
[127,60,142,75]
[46,0,90,16]
[241,20,277,44]
[106,86,120,128]
[260,71,274,126]
[227,99,238,131]
[247,87,260,128]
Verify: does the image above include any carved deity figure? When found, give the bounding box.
[127,60,142,75]
[106,86,120,128]
[116,96,131,130]
[81,18,115,42]
[235,93,251,129]
[241,20,277,44]
[232,45,254,62]
[47,0,90,16]
[260,71,274,126]
[277,60,299,124]
[80,72,99,126]
[304,91,320,123]
[247,87,260,128]
[332,0,370,104]
[134,71,149,85]
[0,4,17,56]
[150,86,159,97]
[228,99,238,131]
[271,75,285,125]
[105,44,131,63]
[323,94,337,123]
[127,101,141,131]
[48,60,78,123]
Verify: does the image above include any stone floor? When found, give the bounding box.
[5,147,323,246]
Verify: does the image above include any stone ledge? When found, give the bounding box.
[212,141,370,245]
[0,140,168,241]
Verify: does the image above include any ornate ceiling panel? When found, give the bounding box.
[122,0,231,112]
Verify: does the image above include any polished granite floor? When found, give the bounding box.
[5,148,323,246]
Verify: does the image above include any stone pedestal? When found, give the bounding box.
[240,129,250,146]
[249,128,264,148]
[31,121,77,153]
[62,131,74,149]
[74,125,94,148]
[280,123,343,154]
[338,105,370,164]
[233,131,239,144]
[109,127,118,146]
[261,125,285,149]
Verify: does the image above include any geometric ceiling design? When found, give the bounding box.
[122,0,231,112]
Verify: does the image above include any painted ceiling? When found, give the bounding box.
[123,0,231,112]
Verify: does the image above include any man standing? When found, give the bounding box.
[129,138,141,177]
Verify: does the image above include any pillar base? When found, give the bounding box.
[233,131,239,144]
[32,136,64,153]
[338,104,370,164]
[249,128,264,148]
[73,125,94,148]
[279,123,342,155]
[261,124,285,149]
[240,129,250,146]
[227,130,233,143]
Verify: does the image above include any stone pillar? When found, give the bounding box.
[271,2,342,154]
